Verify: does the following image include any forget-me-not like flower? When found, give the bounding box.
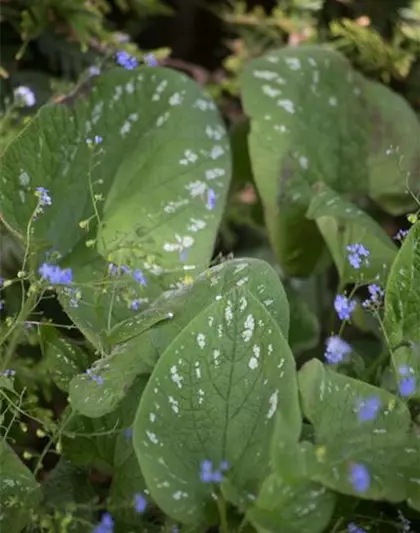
[325,336,352,364]
[398,365,417,397]
[14,86,36,107]
[35,187,52,207]
[206,188,216,210]
[38,263,73,285]
[199,459,228,483]
[347,523,367,533]
[144,53,158,66]
[92,512,114,533]
[134,493,147,513]
[349,463,370,493]
[347,243,370,269]
[362,283,384,308]
[115,51,138,69]
[334,294,356,321]
[356,395,381,422]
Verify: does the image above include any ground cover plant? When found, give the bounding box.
[1,3,420,533]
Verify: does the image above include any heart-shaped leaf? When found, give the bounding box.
[133,258,299,527]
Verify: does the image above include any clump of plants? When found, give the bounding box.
[0,31,420,533]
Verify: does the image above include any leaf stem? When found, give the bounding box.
[217,493,230,533]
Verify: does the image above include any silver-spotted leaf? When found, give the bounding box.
[298,359,420,503]
[384,222,420,398]
[133,258,299,526]
[240,45,369,276]
[307,183,397,285]
[247,473,335,533]
[0,440,42,533]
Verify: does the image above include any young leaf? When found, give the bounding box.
[384,222,420,398]
[0,440,42,533]
[41,329,89,392]
[246,473,335,533]
[133,258,299,526]
[298,359,420,503]
[307,183,397,285]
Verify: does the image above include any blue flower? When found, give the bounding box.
[89,66,101,76]
[14,86,36,107]
[115,51,138,69]
[38,263,73,285]
[199,459,228,483]
[92,512,114,533]
[394,229,409,242]
[35,187,52,207]
[334,294,356,321]
[356,396,381,422]
[325,336,352,364]
[347,523,367,533]
[347,243,370,269]
[398,365,416,397]
[206,188,216,210]
[349,463,370,493]
[144,53,158,66]
[130,299,141,311]
[1,369,16,377]
[86,369,104,385]
[134,493,147,513]
[362,283,384,308]
[133,269,146,285]
[86,136,103,146]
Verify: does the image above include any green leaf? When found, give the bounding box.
[384,222,420,397]
[247,473,335,533]
[306,183,397,285]
[133,258,299,527]
[41,329,89,392]
[365,80,420,215]
[240,45,369,276]
[42,459,95,533]
[69,258,290,420]
[64,375,147,469]
[298,359,420,503]
[1,67,230,285]
[0,440,42,533]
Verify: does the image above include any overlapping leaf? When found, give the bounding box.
[307,183,397,285]
[298,360,420,505]
[133,258,298,527]
[384,222,420,398]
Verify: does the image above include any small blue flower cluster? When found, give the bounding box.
[92,512,114,533]
[115,51,138,69]
[347,522,367,533]
[324,335,351,364]
[347,243,370,269]
[362,283,384,308]
[39,263,73,285]
[398,365,417,397]
[14,86,36,107]
[92,492,147,531]
[355,395,381,423]
[200,459,229,483]
[349,463,370,493]
[108,263,146,286]
[334,294,356,321]
[35,187,52,207]
[1,369,16,378]
[394,228,409,242]
[86,135,103,146]
[143,53,158,67]
[86,368,104,386]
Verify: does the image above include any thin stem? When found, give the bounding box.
[0,290,38,371]
[217,494,230,533]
